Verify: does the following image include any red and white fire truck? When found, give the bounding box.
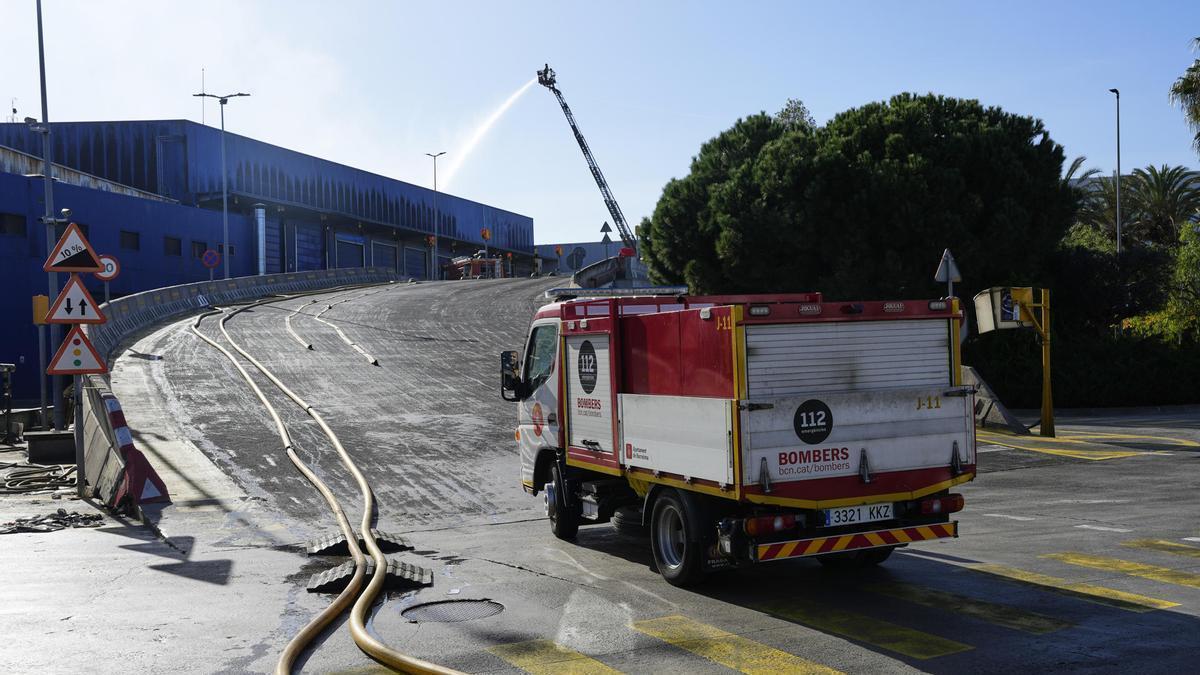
[500,288,975,586]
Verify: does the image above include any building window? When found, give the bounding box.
[192,241,207,259]
[120,230,140,250]
[218,243,236,255]
[164,236,182,256]
[55,221,88,239]
[0,213,26,237]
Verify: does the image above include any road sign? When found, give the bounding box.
[481,227,491,241]
[600,221,613,233]
[94,254,120,282]
[46,274,106,324]
[602,233,613,244]
[47,325,107,375]
[934,249,961,283]
[43,222,103,273]
[201,249,221,269]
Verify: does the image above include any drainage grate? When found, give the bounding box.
[401,599,504,623]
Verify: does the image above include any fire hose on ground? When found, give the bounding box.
[190,287,457,675]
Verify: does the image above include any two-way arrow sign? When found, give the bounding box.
[46,274,107,325]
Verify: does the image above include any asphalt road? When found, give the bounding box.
[95,278,1200,674]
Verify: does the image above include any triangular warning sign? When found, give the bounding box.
[934,248,962,283]
[47,325,107,375]
[600,221,613,233]
[602,233,613,244]
[46,274,107,324]
[44,222,103,273]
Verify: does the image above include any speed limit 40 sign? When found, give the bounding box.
[94,254,120,282]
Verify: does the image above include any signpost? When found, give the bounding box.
[934,248,962,299]
[201,249,221,280]
[601,221,613,259]
[94,254,120,304]
[41,221,106,496]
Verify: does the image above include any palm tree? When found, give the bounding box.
[1075,175,1132,246]
[1170,37,1200,154]
[1128,164,1200,246]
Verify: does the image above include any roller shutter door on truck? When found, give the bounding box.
[745,319,951,398]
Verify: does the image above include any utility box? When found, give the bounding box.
[25,430,76,464]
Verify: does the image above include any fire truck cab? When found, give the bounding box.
[500,288,975,586]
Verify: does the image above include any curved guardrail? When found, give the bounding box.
[78,268,403,514]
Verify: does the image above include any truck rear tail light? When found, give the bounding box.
[749,305,771,316]
[743,514,796,537]
[797,303,822,315]
[928,300,948,311]
[919,494,964,515]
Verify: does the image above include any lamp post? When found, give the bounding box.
[1109,88,1121,256]
[193,91,250,279]
[425,152,445,281]
[33,0,67,429]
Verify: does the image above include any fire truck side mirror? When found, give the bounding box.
[500,350,523,401]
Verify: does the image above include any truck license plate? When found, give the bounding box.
[822,503,893,527]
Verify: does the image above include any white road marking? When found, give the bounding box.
[976,447,1007,453]
[1045,499,1129,505]
[982,513,1037,521]
[1074,524,1132,533]
[1184,537,1200,543]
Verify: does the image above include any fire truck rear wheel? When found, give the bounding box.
[650,491,704,586]
[548,463,579,540]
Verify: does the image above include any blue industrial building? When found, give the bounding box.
[0,120,535,402]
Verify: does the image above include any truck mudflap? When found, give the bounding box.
[755,521,958,562]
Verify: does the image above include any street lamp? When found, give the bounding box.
[425,152,445,281]
[1109,88,1122,256]
[193,91,250,279]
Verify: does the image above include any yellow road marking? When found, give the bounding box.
[1044,552,1200,589]
[1122,539,1200,559]
[977,428,1192,461]
[1067,431,1199,447]
[489,640,621,675]
[865,582,1071,634]
[755,601,971,660]
[971,563,1178,612]
[632,615,841,674]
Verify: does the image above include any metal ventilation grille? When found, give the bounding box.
[745,319,950,398]
[401,599,504,623]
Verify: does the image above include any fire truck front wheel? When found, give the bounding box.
[548,463,580,540]
[650,490,704,586]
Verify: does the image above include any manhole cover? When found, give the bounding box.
[402,599,504,623]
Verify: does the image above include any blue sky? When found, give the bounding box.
[3,1,1199,244]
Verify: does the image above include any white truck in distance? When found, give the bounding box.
[500,288,975,586]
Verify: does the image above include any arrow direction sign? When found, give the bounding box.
[47,325,107,375]
[44,222,103,273]
[46,274,107,324]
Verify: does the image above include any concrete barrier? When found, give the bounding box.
[79,267,401,514]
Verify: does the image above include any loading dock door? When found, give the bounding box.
[372,241,398,272]
[404,246,427,279]
[336,237,364,269]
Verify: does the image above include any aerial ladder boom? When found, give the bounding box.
[537,64,637,253]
